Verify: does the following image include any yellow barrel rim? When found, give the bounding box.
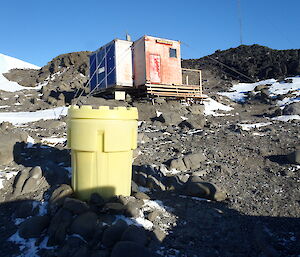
[68,105,138,120]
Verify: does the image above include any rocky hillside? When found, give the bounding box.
[182,44,300,85]
[3,51,91,104]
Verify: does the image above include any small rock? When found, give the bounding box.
[19,216,50,239]
[146,175,166,191]
[89,193,105,207]
[102,220,128,248]
[63,197,89,214]
[49,184,73,207]
[28,166,43,179]
[154,97,166,104]
[184,177,212,198]
[287,150,300,164]
[136,172,147,187]
[104,203,125,214]
[125,201,141,218]
[169,158,186,171]
[131,180,139,193]
[158,113,182,126]
[137,133,151,144]
[192,170,208,177]
[183,152,206,170]
[187,105,204,115]
[134,192,150,200]
[70,211,98,240]
[121,225,147,245]
[153,228,167,242]
[283,102,300,115]
[165,176,184,191]
[147,210,160,222]
[111,241,151,257]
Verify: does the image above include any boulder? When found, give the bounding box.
[102,220,128,248]
[134,192,150,200]
[121,225,147,245]
[47,207,73,244]
[63,197,89,214]
[13,166,49,197]
[19,216,50,239]
[169,158,186,171]
[158,112,182,126]
[124,201,141,218]
[187,105,204,115]
[50,184,73,207]
[283,102,300,115]
[183,152,206,170]
[0,131,28,165]
[287,150,300,164]
[70,212,98,240]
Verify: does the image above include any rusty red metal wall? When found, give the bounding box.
[133,35,182,87]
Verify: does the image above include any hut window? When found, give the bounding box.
[169,48,177,58]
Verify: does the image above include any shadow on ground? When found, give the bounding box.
[0,143,298,256]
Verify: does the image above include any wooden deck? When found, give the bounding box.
[145,83,206,99]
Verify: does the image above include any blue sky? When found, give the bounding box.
[1,0,299,67]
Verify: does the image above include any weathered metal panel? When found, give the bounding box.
[115,40,133,87]
[133,35,182,87]
[145,36,182,86]
[90,39,133,92]
[133,37,146,87]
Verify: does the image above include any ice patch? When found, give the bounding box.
[0,170,18,189]
[41,137,67,146]
[272,115,300,121]
[0,107,68,124]
[238,122,272,131]
[219,77,300,106]
[8,232,55,257]
[203,97,233,116]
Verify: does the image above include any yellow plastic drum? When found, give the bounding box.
[67,105,138,200]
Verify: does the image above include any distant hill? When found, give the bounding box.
[2,45,300,97]
[182,44,300,83]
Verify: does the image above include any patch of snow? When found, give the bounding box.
[179,195,211,202]
[0,105,9,109]
[269,77,300,97]
[26,136,35,147]
[8,232,55,257]
[41,137,67,145]
[0,170,18,189]
[272,115,300,121]
[156,110,163,117]
[0,107,68,125]
[0,53,41,92]
[252,132,265,136]
[203,97,233,116]
[115,199,174,232]
[219,79,276,102]
[219,77,300,107]
[238,122,272,131]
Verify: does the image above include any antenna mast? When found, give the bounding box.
[237,0,243,45]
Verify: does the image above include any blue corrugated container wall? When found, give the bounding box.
[89,41,116,92]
